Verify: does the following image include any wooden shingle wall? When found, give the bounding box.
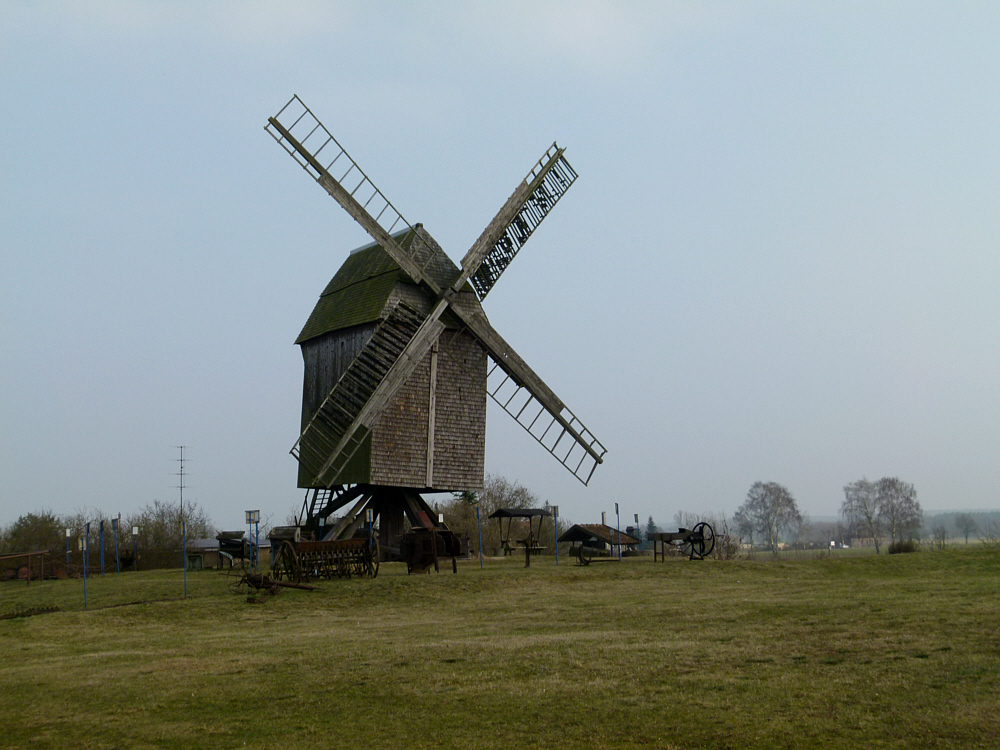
[432,330,486,491]
[370,349,431,486]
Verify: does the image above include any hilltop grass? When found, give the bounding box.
[1,547,998,749]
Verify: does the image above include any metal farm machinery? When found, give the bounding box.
[649,522,716,561]
[268,525,379,583]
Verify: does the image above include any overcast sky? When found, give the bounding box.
[2,1,998,531]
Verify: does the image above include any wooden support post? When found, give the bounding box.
[426,340,438,487]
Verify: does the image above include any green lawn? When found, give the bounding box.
[1,547,998,749]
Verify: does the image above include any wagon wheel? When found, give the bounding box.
[273,541,301,582]
[577,544,593,566]
[366,536,380,578]
[691,522,716,560]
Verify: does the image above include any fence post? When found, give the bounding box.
[82,523,89,610]
[476,506,483,570]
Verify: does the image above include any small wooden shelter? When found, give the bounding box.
[488,508,553,559]
[558,524,641,558]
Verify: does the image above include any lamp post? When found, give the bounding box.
[246,511,260,572]
[65,528,71,566]
[99,520,105,575]
[132,526,139,572]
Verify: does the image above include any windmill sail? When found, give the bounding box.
[459,143,577,299]
[266,95,447,294]
[447,300,605,485]
[486,357,606,485]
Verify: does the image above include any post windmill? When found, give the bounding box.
[265,95,606,565]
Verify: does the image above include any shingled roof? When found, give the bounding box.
[295,227,477,345]
[295,231,415,344]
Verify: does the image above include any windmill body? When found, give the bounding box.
[266,95,606,561]
[296,228,487,492]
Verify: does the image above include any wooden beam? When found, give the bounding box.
[426,340,438,487]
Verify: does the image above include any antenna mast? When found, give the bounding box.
[175,446,188,519]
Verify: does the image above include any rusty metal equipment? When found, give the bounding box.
[229,570,317,603]
[399,526,462,574]
[649,522,716,561]
[269,526,379,583]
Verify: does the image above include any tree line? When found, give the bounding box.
[0,500,214,571]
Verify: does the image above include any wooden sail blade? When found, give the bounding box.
[448,301,606,485]
[266,95,443,295]
[291,298,449,487]
[455,143,577,299]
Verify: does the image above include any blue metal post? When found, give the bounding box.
[476,506,484,569]
[132,528,138,572]
[182,520,187,598]
[83,523,89,610]
[255,518,260,574]
[99,520,105,575]
[65,529,70,566]
[113,517,120,574]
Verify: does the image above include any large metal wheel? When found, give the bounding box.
[272,541,301,582]
[690,522,716,560]
[366,536,380,578]
[577,544,593,566]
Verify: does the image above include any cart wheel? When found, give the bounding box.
[366,536,380,578]
[578,545,593,566]
[691,522,716,559]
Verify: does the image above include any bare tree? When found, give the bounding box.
[877,477,921,544]
[932,523,948,550]
[734,482,801,556]
[953,513,979,544]
[439,474,542,556]
[673,510,700,530]
[841,478,883,553]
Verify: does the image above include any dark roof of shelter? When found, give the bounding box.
[558,524,641,546]
[488,508,553,519]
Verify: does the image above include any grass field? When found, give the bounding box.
[1,547,998,749]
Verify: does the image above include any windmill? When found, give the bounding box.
[265,95,606,561]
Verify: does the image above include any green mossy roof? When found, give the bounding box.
[295,231,418,345]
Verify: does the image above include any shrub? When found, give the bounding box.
[888,539,918,554]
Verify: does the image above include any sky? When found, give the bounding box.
[2,1,999,531]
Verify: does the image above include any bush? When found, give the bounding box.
[888,539,918,554]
